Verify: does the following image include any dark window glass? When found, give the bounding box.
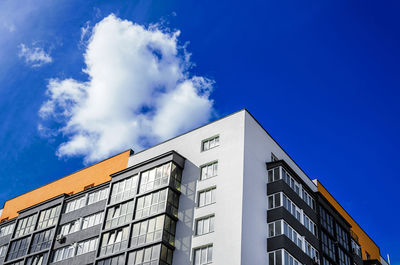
[29,228,55,253]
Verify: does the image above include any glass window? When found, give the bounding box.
[87,187,109,205]
[202,136,219,151]
[127,244,161,265]
[26,252,48,265]
[59,219,80,236]
[0,244,7,258]
[82,212,103,230]
[29,228,55,253]
[338,247,351,265]
[321,231,336,260]
[193,245,213,265]
[0,223,15,237]
[135,189,168,219]
[336,223,349,250]
[268,193,281,209]
[8,260,24,265]
[76,237,98,256]
[52,245,75,262]
[305,240,319,261]
[37,205,61,230]
[7,237,29,261]
[198,188,216,207]
[200,162,218,180]
[99,226,129,256]
[105,200,134,229]
[14,214,37,238]
[320,207,334,235]
[96,254,124,265]
[267,249,282,265]
[65,196,86,213]
[131,215,164,247]
[139,163,171,194]
[351,238,361,257]
[196,215,215,236]
[110,175,138,204]
[304,214,317,236]
[322,257,333,265]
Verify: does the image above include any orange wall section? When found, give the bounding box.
[315,180,381,261]
[0,150,132,221]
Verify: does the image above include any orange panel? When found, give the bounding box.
[0,150,132,221]
[315,180,381,260]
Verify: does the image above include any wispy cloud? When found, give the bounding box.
[2,22,15,32]
[39,14,214,164]
[18,43,52,67]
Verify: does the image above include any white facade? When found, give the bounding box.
[128,109,317,265]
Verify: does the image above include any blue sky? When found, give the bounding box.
[0,0,399,263]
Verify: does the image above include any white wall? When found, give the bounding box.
[241,111,317,264]
[129,110,246,265]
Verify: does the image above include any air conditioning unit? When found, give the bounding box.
[56,234,65,243]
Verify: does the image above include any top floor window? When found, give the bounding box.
[37,205,61,230]
[201,136,219,151]
[351,238,361,258]
[110,175,138,204]
[320,207,334,235]
[139,163,171,194]
[64,187,109,213]
[14,214,37,238]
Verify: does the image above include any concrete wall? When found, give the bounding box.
[129,110,246,265]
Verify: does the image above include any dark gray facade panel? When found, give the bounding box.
[267,235,314,264]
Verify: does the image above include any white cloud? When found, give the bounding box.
[39,14,214,164]
[18,43,52,67]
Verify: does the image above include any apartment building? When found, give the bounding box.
[0,109,388,265]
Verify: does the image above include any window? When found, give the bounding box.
[267,167,281,183]
[193,245,213,265]
[131,215,163,247]
[198,188,216,207]
[268,193,281,209]
[87,187,109,205]
[26,252,48,265]
[304,214,317,236]
[81,212,103,230]
[65,196,86,213]
[351,238,361,257]
[283,221,303,249]
[14,214,37,238]
[110,175,138,204]
[59,220,80,236]
[127,244,161,265]
[135,189,167,220]
[320,207,334,235]
[283,250,302,265]
[305,240,319,261]
[338,247,351,265]
[200,162,218,180]
[268,220,282,238]
[202,136,219,151]
[7,237,29,261]
[322,257,333,265]
[52,245,75,262]
[282,194,302,222]
[76,237,98,256]
[0,223,15,237]
[336,224,349,250]
[302,189,316,210]
[139,163,171,194]
[0,244,7,257]
[99,226,129,256]
[321,231,335,260]
[105,200,134,229]
[29,228,54,253]
[268,166,316,210]
[196,215,215,236]
[96,254,124,265]
[37,205,61,230]
[268,249,282,265]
